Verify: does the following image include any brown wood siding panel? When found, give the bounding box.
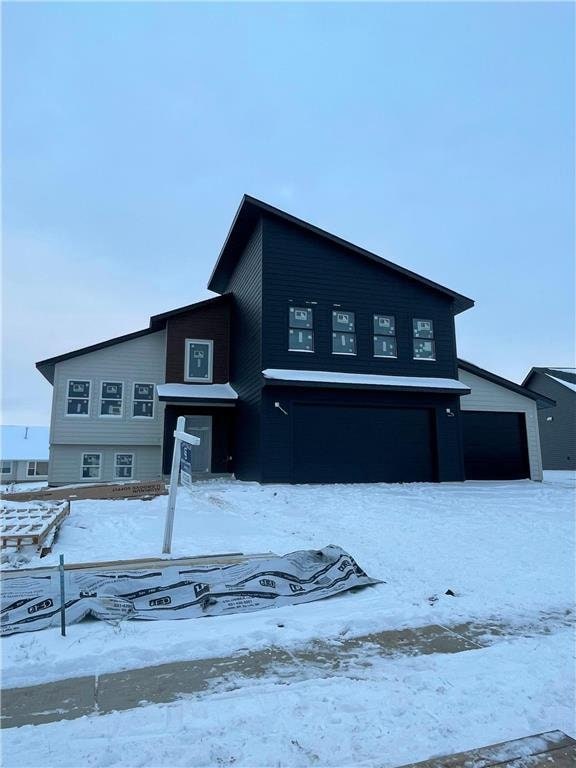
[164,300,231,384]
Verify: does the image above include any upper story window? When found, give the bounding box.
[373,314,397,358]
[1,461,12,475]
[185,339,213,382]
[27,461,48,477]
[133,383,155,418]
[100,382,123,417]
[332,311,356,355]
[288,306,314,352]
[413,319,436,360]
[66,380,91,416]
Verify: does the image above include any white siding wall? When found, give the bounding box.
[49,444,163,485]
[458,368,543,481]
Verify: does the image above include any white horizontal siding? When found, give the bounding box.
[458,368,543,481]
[50,331,166,446]
[48,444,163,485]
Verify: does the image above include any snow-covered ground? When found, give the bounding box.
[2,473,575,767]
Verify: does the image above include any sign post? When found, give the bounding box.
[162,416,200,554]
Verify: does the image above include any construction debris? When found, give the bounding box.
[0,502,70,557]
[1,480,167,504]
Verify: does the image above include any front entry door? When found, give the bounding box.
[184,415,212,473]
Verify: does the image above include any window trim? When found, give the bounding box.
[288,306,315,353]
[65,379,92,418]
[373,314,397,359]
[184,339,214,383]
[1,460,12,475]
[113,452,135,480]
[99,381,124,418]
[81,452,102,481]
[132,382,156,419]
[27,460,49,477]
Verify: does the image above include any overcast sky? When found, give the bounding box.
[3,2,574,426]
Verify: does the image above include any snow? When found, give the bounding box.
[2,630,574,768]
[2,472,574,691]
[156,382,238,400]
[262,368,470,391]
[548,367,576,374]
[0,425,49,461]
[546,374,576,393]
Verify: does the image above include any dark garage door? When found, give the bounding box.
[292,403,436,484]
[462,411,530,480]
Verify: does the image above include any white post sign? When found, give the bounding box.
[162,416,200,554]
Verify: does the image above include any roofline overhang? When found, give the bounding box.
[458,359,556,409]
[208,195,475,315]
[262,377,471,396]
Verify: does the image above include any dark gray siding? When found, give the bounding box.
[261,216,459,379]
[227,221,264,480]
[526,371,576,470]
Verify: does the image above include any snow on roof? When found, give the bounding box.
[546,375,576,393]
[156,383,238,401]
[1,425,49,461]
[262,369,469,391]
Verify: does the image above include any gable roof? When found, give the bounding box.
[522,366,576,386]
[457,359,556,409]
[1,425,49,461]
[208,195,475,314]
[36,295,226,384]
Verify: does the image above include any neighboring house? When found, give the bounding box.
[36,195,554,485]
[0,425,50,483]
[522,367,576,470]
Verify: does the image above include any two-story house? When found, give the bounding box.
[36,196,553,486]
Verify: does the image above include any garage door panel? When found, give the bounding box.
[462,411,529,480]
[292,404,436,484]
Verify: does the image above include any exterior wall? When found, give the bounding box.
[227,220,264,481]
[261,216,459,379]
[525,371,576,470]
[162,405,234,475]
[48,444,163,485]
[2,460,49,484]
[260,386,465,484]
[164,299,231,384]
[50,331,166,446]
[458,368,543,481]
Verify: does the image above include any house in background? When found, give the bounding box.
[36,195,554,486]
[0,425,50,484]
[522,367,576,470]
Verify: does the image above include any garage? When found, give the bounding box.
[462,411,530,480]
[292,403,436,484]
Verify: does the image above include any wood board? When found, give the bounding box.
[0,502,70,554]
[1,481,167,504]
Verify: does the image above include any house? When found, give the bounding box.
[36,195,554,486]
[522,367,576,470]
[0,425,50,484]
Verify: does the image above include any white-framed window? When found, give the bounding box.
[81,453,101,480]
[27,461,49,477]
[413,319,436,360]
[133,383,155,418]
[1,461,12,475]
[114,453,134,480]
[373,314,397,358]
[66,380,91,416]
[184,340,213,382]
[288,306,314,352]
[100,382,123,417]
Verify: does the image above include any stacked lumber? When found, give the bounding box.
[0,502,70,556]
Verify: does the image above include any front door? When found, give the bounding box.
[184,415,212,473]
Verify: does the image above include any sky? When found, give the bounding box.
[2,1,574,426]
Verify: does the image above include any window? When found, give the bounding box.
[100,382,123,416]
[413,319,436,360]
[1,461,12,475]
[81,453,101,480]
[133,383,155,418]
[27,461,48,477]
[374,314,397,358]
[289,307,314,352]
[66,380,91,416]
[114,453,134,480]
[185,340,213,382]
[332,311,356,355]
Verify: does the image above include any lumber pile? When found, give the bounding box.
[1,480,167,503]
[0,502,70,556]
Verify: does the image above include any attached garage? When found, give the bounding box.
[292,403,437,484]
[461,411,530,480]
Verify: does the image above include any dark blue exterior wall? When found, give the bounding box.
[261,215,459,378]
[525,371,576,470]
[227,221,264,481]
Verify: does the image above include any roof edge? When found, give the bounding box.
[458,359,556,409]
